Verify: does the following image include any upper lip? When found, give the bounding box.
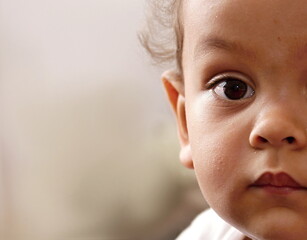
[251,172,305,189]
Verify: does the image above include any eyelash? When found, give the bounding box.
[206,73,255,100]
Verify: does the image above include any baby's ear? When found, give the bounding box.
[161,70,193,169]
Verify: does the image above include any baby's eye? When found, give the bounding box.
[211,76,254,100]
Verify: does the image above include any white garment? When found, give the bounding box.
[176,208,245,240]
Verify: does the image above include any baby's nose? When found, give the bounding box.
[249,110,307,150]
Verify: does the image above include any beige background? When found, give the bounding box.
[0,0,205,239]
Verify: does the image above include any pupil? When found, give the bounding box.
[223,79,247,100]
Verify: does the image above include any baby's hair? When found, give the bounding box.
[139,0,183,71]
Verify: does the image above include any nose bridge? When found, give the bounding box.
[249,100,307,150]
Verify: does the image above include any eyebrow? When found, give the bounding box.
[193,36,258,62]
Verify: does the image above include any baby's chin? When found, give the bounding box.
[231,208,307,240]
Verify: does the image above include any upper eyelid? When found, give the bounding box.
[205,72,254,89]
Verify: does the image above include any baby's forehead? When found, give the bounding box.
[182,0,307,28]
[181,0,307,64]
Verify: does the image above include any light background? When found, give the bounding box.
[0,0,205,239]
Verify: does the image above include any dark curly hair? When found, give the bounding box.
[138,0,184,72]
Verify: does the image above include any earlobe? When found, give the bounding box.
[180,145,194,169]
[161,70,194,169]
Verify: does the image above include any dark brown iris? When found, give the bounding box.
[223,79,248,100]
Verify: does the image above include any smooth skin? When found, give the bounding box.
[163,1,307,239]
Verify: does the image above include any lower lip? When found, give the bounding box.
[255,185,303,195]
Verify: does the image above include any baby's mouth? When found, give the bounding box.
[250,172,307,195]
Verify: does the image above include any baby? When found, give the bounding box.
[140,0,307,239]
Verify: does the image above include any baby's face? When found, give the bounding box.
[177,0,307,239]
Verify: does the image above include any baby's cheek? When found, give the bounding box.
[186,98,251,211]
[190,127,247,212]
[192,139,234,194]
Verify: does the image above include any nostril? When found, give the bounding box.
[258,136,268,143]
[285,136,295,144]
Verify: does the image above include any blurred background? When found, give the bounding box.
[0,0,207,239]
